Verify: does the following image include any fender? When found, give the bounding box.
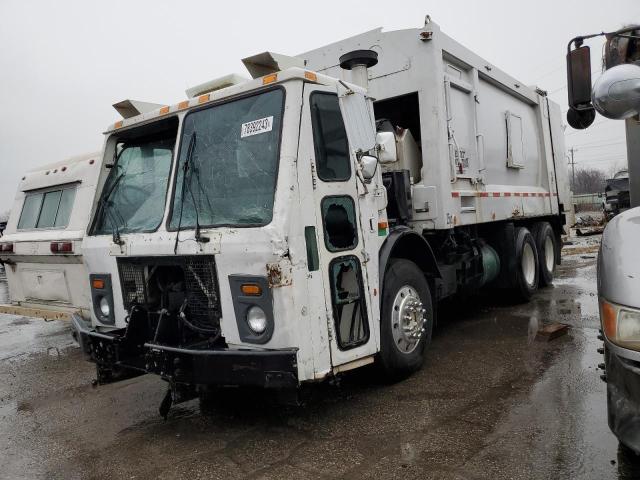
[378,226,441,293]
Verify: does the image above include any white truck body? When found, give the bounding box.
[71,20,569,404]
[0,152,102,319]
[301,22,571,230]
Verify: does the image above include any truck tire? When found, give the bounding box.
[379,259,433,378]
[532,222,557,287]
[513,227,539,302]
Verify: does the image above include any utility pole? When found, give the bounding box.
[568,147,577,190]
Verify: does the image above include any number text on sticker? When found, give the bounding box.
[241,116,274,138]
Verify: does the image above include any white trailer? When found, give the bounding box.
[0,153,101,320]
[71,19,569,414]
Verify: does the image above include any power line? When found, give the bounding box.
[569,141,626,149]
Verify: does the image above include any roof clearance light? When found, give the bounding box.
[114,120,123,129]
[178,100,189,110]
[262,73,278,85]
[198,94,210,104]
[304,71,318,82]
[159,106,170,115]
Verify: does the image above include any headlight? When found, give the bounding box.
[246,306,267,334]
[601,298,640,349]
[99,297,110,317]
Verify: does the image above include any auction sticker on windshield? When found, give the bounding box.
[241,116,273,138]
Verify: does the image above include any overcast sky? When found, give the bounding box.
[0,0,638,211]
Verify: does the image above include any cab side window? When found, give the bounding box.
[17,187,76,230]
[310,93,351,181]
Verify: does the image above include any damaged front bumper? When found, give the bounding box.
[71,313,299,389]
[605,339,640,454]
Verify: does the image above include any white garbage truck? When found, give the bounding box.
[72,18,570,414]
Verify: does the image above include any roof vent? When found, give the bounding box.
[112,99,164,119]
[241,51,305,79]
[186,73,249,98]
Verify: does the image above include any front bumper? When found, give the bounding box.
[605,339,640,454]
[71,314,299,389]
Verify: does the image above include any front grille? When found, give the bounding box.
[183,257,221,326]
[117,256,221,328]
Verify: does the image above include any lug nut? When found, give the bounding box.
[598,363,605,370]
[597,347,604,355]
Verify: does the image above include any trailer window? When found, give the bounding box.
[17,187,76,230]
[310,93,351,182]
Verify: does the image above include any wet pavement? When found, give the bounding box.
[1,240,640,479]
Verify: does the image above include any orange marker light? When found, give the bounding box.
[241,284,262,296]
[304,71,318,82]
[114,120,123,129]
[198,94,210,104]
[178,100,190,110]
[601,300,617,340]
[262,73,278,85]
[92,278,105,290]
[159,106,170,115]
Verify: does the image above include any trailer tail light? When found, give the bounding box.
[50,241,74,253]
[0,243,13,253]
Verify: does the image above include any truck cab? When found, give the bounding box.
[74,67,394,398]
[0,153,102,320]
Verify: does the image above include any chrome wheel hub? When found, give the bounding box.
[522,243,536,287]
[391,285,426,354]
[544,236,554,273]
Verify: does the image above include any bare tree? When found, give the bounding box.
[572,168,607,194]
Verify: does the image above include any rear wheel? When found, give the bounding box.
[379,259,433,378]
[532,222,557,287]
[512,227,539,302]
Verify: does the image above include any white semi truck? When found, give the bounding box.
[72,19,570,414]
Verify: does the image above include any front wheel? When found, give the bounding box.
[378,259,433,378]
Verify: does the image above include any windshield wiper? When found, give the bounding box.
[97,172,125,245]
[174,132,202,253]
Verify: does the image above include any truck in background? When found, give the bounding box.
[0,153,102,320]
[72,18,570,415]
[566,23,640,455]
[603,169,630,220]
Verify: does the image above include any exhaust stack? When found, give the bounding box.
[339,49,378,89]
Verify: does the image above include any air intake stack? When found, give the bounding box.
[338,49,378,90]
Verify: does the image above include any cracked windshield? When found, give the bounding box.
[169,88,283,229]
[92,136,173,234]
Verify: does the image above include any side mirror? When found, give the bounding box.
[360,154,378,182]
[376,131,398,163]
[566,43,596,129]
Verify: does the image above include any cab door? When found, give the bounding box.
[297,83,380,370]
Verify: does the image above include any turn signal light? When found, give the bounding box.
[241,284,262,296]
[92,278,105,290]
[50,241,73,253]
[0,243,14,253]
